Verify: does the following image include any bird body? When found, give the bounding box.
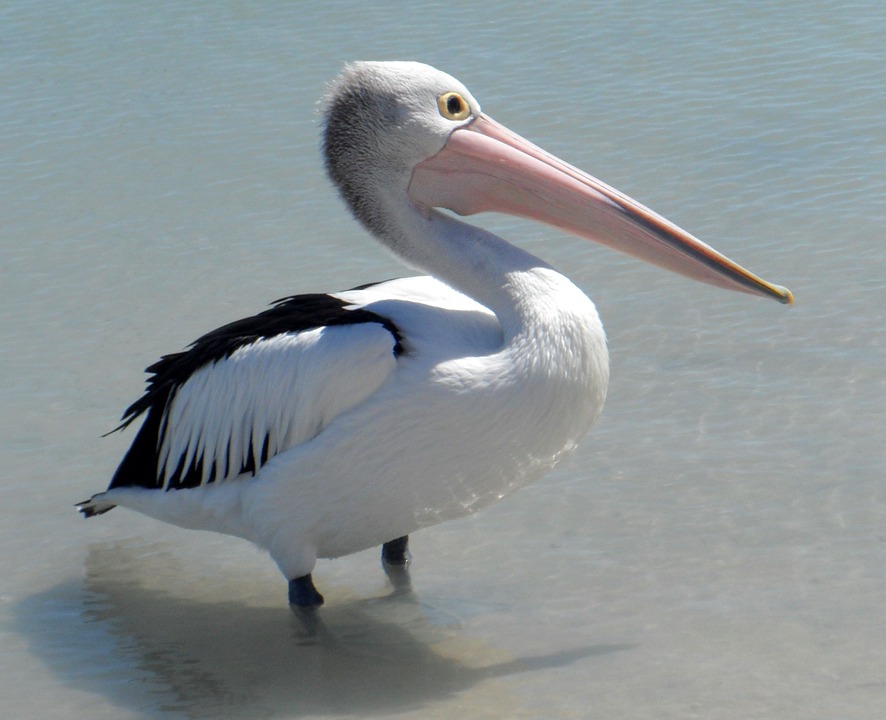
[79,62,790,606]
[90,268,606,583]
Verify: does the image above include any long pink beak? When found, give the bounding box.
[409,114,793,304]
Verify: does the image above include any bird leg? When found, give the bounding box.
[288,573,325,608]
[381,535,411,566]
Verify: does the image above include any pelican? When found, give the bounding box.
[78,62,792,607]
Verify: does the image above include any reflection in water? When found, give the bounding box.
[18,540,628,718]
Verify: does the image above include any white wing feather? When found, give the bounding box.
[157,322,399,487]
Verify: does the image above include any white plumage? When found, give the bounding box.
[157,323,398,489]
[79,62,791,607]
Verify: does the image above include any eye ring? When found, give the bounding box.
[437,91,471,121]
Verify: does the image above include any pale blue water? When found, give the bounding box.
[2,2,884,718]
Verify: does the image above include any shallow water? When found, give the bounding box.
[2,1,884,718]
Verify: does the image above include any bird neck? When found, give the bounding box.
[381,201,609,442]
[379,202,563,336]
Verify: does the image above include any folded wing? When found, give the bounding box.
[107,293,403,493]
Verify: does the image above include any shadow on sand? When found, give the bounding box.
[15,540,630,718]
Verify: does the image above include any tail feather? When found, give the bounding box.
[76,495,116,518]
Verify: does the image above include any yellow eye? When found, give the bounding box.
[437,91,471,121]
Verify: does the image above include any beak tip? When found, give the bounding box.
[767,284,794,305]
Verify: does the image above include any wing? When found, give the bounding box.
[107,293,402,492]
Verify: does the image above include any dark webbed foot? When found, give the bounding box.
[288,573,325,608]
[381,535,411,567]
